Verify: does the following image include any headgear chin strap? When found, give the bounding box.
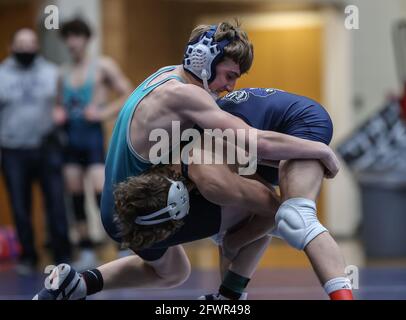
[183,25,232,94]
[135,179,190,226]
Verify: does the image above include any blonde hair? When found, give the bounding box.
[188,20,254,74]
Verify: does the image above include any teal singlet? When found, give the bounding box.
[100,66,184,241]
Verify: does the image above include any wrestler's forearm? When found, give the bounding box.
[257,130,328,161]
[257,130,340,178]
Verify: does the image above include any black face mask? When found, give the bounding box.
[13,51,38,68]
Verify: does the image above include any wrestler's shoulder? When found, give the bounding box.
[163,82,210,105]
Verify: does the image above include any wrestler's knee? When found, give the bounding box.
[271,197,328,250]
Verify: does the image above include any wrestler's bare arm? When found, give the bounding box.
[98,56,132,119]
[168,84,339,178]
[188,160,279,217]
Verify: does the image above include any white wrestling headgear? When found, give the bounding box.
[134,178,190,226]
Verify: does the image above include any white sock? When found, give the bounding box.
[323,277,352,295]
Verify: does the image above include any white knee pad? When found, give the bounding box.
[271,198,328,250]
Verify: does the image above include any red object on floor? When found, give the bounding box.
[0,226,21,261]
[329,289,354,300]
[400,84,406,120]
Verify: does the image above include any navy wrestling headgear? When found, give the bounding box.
[183,25,233,92]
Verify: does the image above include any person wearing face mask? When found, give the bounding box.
[0,28,72,275]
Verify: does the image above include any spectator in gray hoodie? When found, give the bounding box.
[0,28,71,274]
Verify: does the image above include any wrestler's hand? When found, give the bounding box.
[320,145,340,179]
[53,105,67,125]
[84,104,103,122]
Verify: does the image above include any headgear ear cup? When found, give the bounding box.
[134,179,190,226]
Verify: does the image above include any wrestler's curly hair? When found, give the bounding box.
[113,165,192,251]
[187,20,254,74]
